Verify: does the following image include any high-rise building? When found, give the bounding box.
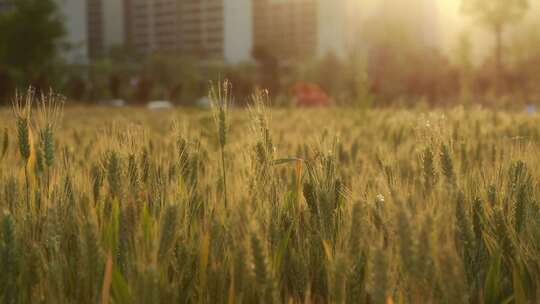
[253,0,318,60]
[86,0,103,59]
[376,0,440,48]
[127,0,181,53]
[123,0,133,47]
[253,0,361,61]
[0,0,13,11]
[53,0,125,63]
[179,0,225,58]
[317,0,364,58]
[223,0,252,63]
[57,0,89,64]
[126,0,252,63]
[48,0,372,64]
[103,0,125,50]
[86,0,125,59]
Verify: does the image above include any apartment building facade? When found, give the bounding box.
[86,0,103,59]
[127,0,181,53]
[253,0,361,61]
[253,0,318,60]
[178,0,225,58]
[318,0,364,58]
[56,0,89,64]
[5,0,365,64]
[125,0,251,63]
[376,0,440,48]
[86,0,125,59]
[0,0,13,11]
[51,0,126,63]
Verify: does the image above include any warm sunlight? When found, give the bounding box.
[3,0,540,302]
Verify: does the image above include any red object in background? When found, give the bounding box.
[292,82,331,107]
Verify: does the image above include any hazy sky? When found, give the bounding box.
[366,0,540,61]
[439,0,539,60]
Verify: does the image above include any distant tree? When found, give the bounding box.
[318,52,343,97]
[0,65,14,104]
[252,46,280,94]
[0,0,65,87]
[454,31,474,101]
[508,22,540,99]
[462,0,529,80]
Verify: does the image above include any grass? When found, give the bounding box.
[1,88,540,303]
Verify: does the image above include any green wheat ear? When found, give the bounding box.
[158,204,180,262]
[210,80,230,149]
[37,91,64,169]
[91,162,103,203]
[141,148,150,184]
[422,146,437,193]
[12,88,33,163]
[127,153,140,196]
[41,126,55,168]
[440,143,456,187]
[218,108,228,147]
[209,80,231,209]
[16,117,30,162]
[35,148,44,175]
[106,151,122,198]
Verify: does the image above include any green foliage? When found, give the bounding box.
[0,0,65,84]
[462,0,529,81]
[462,0,529,29]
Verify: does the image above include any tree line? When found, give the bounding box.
[0,0,538,106]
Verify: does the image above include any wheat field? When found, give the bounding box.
[1,89,540,303]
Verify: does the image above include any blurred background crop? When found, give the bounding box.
[0,0,538,107]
